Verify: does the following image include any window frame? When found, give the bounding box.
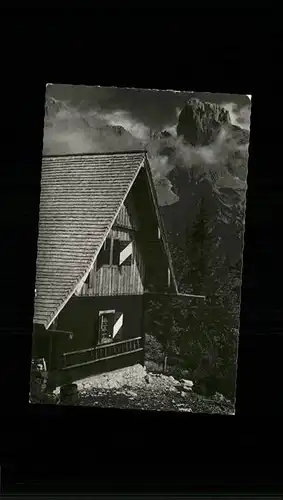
[97,310,124,345]
[97,309,115,345]
[96,234,134,269]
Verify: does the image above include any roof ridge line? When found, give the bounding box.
[43,150,147,158]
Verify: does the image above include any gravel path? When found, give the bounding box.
[73,364,234,415]
[78,385,234,414]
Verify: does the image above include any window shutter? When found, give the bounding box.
[119,241,133,266]
[113,312,124,339]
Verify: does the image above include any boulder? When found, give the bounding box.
[180,379,194,388]
[60,383,79,405]
[181,385,192,393]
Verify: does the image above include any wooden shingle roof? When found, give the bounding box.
[34,151,146,329]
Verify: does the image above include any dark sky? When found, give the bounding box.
[47,84,250,132]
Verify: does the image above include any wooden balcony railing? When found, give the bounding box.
[60,336,143,371]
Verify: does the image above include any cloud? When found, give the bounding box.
[222,102,251,131]
[97,109,150,141]
[43,99,144,155]
[149,154,175,179]
[160,108,181,138]
[43,95,249,208]
[164,124,177,138]
[43,97,177,205]
[145,123,249,200]
[154,176,179,206]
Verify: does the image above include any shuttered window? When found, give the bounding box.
[96,236,133,268]
[98,310,115,344]
[97,310,124,344]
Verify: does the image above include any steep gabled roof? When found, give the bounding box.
[33,150,178,330]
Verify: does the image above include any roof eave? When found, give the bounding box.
[143,155,179,294]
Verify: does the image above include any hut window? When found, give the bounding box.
[119,241,133,266]
[97,310,124,344]
[98,311,114,344]
[97,238,111,269]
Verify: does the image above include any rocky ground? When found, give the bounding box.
[63,364,235,415]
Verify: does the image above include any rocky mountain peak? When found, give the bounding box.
[45,96,66,117]
[177,98,231,146]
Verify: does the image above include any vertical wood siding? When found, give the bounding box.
[115,194,139,230]
[80,199,145,297]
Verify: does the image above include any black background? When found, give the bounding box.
[0,7,281,495]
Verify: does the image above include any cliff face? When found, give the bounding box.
[177,98,231,146]
[157,98,249,294]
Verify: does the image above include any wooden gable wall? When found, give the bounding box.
[76,166,174,299]
[79,191,145,297]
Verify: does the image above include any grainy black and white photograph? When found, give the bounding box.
[29,84,251,414]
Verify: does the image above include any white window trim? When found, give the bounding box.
[99,309,115,316]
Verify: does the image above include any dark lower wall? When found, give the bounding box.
[32,295,144,384]
[57,350,144,386]
[57,294,144,352]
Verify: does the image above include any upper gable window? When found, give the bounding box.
[96,236,133,269]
